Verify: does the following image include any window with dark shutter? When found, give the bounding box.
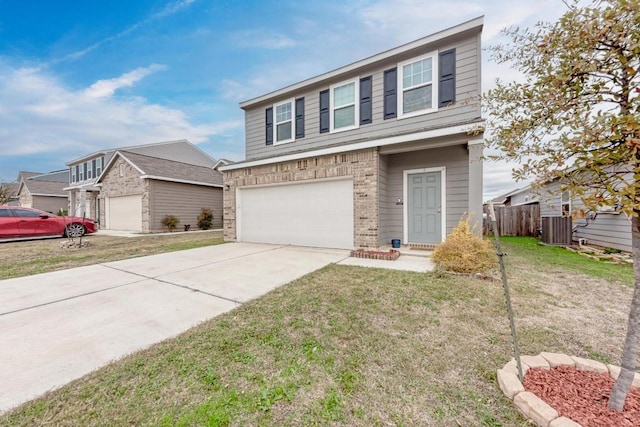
[360,76,372,125]
[438,48,456,107]
[383,68,397,119]
[265,107,273,146]
[295,97,305,138]
[319,89,330,133]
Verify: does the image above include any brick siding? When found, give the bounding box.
[223,148,380,248]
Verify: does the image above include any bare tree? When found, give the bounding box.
[483,0,640,410]
[0,183,13,205]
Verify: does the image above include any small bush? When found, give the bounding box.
[432,216,496,274]
[161,215,179,232]
[197,208,214,230]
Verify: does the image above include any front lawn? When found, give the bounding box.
[0,237,634,426]
[0,231,224,280]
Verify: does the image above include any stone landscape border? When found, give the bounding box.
[497,352,640,427]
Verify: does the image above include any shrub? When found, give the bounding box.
[197,208,214,230]
[161,215,179,232]
[432,216,496,274]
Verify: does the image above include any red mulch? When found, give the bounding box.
[524,366,640,426]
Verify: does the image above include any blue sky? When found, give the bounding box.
[0,0,565,199]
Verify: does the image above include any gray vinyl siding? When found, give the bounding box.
[244,34,481,161]
[380,145,468,242]
[149,180,223,232]
[570,194,632,252]
[538,181,563,217]
[539,180,631,252]
[573,213,632,252]
[510,189,536,206]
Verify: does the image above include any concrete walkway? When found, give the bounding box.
[0,242,434,414]
[0,243,348,413]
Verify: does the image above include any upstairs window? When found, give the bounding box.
[398,53,437,118]
[87,160,93,180]
[330,79,359,132]
[274,99,295,144]
[79,164,84,181]
[561,191,571,216]
[70,167,76,183]
[96,156,103,176]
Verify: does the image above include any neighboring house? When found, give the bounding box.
[538,180,631,252]
[220,17,485,250]
[66,139,223,232]
[17,170,69,213]
[492,182,632,252]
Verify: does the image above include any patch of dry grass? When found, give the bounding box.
[0,231,224,279]
[0,237,634,426]
[432,217,496,274]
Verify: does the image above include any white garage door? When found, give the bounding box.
[238,179,353,249]
[107,195,142,231]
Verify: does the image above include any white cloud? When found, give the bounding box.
[84,64,167,98]
[0,63,241,157]
[360,0,483,39]
[51,0,198,64]
[230,30,297,49]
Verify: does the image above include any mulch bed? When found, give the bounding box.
[524,366,640,426]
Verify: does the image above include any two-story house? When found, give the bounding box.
[65,139,224,232]
[220,17,484,250]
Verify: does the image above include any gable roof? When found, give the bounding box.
[19,170,69,196]
[67,139,217,168]
[240,16,483,109]
[28,170,69,183]
[20,180,68,197]
[98,150,223,187]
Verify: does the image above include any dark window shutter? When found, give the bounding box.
[439,48,456,107]
[319,89,330,133]
[359,76,372,125]
[383,68,397,119]
[295,97,305,138]
[92,159,97,177]
[83,162,88,179]
[265,107,273,145]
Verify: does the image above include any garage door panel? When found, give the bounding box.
[107,195,142,231]
[239,179,353,249]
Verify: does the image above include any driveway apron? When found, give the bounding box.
[0,242,348,413]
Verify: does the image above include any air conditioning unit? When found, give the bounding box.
[541,217,573,245]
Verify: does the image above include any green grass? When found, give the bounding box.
[500,236,635,285]
[0,236,635,426]
[0,231,224,279]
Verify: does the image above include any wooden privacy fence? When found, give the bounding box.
[483,204,541,236]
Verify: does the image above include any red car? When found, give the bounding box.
[0,206,97,240]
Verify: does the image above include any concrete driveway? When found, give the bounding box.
[0,243,348,414]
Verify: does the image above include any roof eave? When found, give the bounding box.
[239,16,483,109]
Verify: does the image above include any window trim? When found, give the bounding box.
[273,98,296,145]
[561,191,571,216]
[330,78,360,133]
[397,52,438,119]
